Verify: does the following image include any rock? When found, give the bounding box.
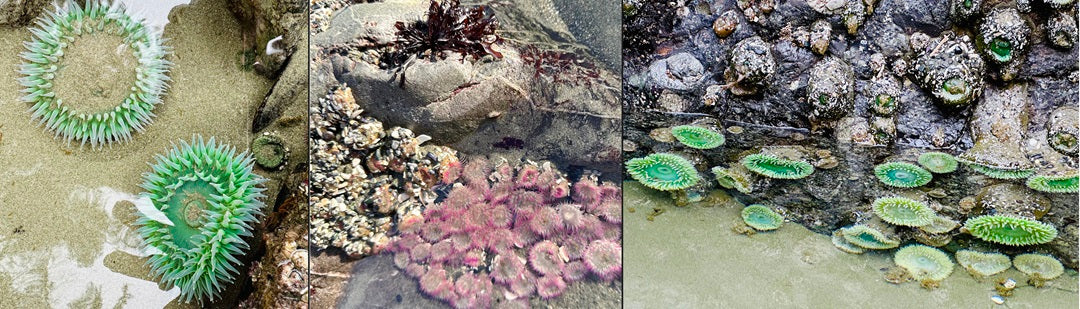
[228,0,308,77]
[648,52,705,91]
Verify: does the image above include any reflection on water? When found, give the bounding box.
[0,186,177,308]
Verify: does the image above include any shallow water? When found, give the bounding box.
[0,0,272,307]
[623,181,1079,308]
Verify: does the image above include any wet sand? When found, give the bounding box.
[624,181,1079,308]
[0,0,273,307]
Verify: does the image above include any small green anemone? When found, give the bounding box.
[964,215,1058,246]
[711,165,753,194]
[251,132,289,171]
[19,0,172,148]
[874,162,932,188]
[1026,173,1079,194]
[670,125,725,149]
[840,225,900,250]
[988,38,1012,62]
[625,153,700,191]
[918,152,958,174]
[741,205,783,231]
[894,244,954,282]
[740,153,814,180]
[872,196,935,227]
[939,77,972,104]
[955,250,1011,277]
[831,230,866,254]
[1013,253,1065,280]
[136,135,267,303]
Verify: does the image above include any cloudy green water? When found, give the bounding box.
[624,181,1079,308]
[0,0,272,307]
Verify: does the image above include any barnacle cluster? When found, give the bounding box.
[310,85,460,257]
[724,36,776,96]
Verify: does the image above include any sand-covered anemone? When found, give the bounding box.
[740,153,814,180]
[136,136,267,303]
[251,132,290,171]
[1026,172,1079,194]
[1013,253,1065,282]
[840,225,900,250]
[873,162,932,188]
[964,215,1058,246]
[955,250,1011,277]
[741,205,783,231]
[711,165,754,194]
[872,196,935,227]
[918,152,958,174]
[894,245,954,282]
[19,0,172,148]
[625,153,700,191]
[670,125,725,149]
[977,7,1029,64]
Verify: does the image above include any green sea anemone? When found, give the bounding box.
[919,215,959,234]
[831,230,866,254]
[741,205,783,231]
[840,225,900,250]
[19,0,172,148]
[1013,253,1065,280]
[872,196,935,227]
[964,215,1058,246]
[251,132,289,171]
[967,163,1035,179]
[894,245,954,282]
[955,250,1011,277]
[939,77,972,105]
[625,153,700,191]
[136,136,267,303]
[740,153,814,180]
[670,125,725,149]
[918,152,958,174]
[711,165,754,194]
[873,162,932,188]
[1025,172,1079,194]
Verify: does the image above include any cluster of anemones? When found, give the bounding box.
[386,158,621,308]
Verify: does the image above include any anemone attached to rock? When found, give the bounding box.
[136,136,267,303]
[1026,172,1079,194]
[670,125,725,149]
[19,0,171,148]
[1012,253,1065,282]
[741,205,783,231]
[873,162,932,188]
[919,215,959,234]
[918,152,958,174]
[840,225,900,250]
[625,153,700,191]
[967,164,1035,179]
[251,132,289,171]
[894,244,954,282]
[831,230,866,254]
[872,196,935,227]
[964,215,1058,246]
[740,153,814,180]
[711,165,754,194]
[955,250,1011,277]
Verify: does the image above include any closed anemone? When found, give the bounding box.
[625,153,700,191]
[741,205,783,231]
[136,135,267,303]
[988,38,1012,62]
[740,153,814,180]
[872,196,935,227]
[670,125,725,149]
[711,165,754,194]
[955,250,1011,277]
[19,0,172,148]
[894,244,954,282]
[964,215,1058,246]
[917,152,958,174]
[873,162,932,188]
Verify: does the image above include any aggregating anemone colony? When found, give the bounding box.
[19,0,171,148]
[387,158,622,307]
[623,0,1079,299]
[136,136,267,303]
